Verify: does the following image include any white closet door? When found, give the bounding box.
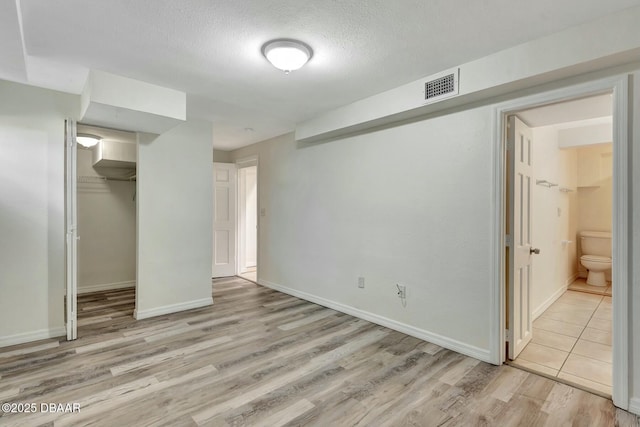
[212,163,237,277]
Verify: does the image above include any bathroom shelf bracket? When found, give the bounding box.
[536,179,558,188]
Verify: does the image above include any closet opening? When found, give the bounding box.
[75,124,137,333]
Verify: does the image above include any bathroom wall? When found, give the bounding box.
[577,143,613,231]
[576,142,613,279]
[77,148,136,293]
[530,125,578,318]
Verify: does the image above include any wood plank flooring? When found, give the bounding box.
[0,277,638,426]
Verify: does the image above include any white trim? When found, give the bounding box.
[259,279,491,363]
[610,75,630,410]
[565,273,579,287]
[235,155,258,168]
[491,74,630,410]
[488,105,504,365]
[631,70,640,418]
[532,285,568,320]
[77,281,135,294]
[0,327,66,348]
[64,119,78,341]
[133,297,213,320]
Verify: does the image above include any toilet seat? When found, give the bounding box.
[580,255,611,263]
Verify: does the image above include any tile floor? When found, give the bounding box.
[568,277,612,296]
[511,286,612,396]
[239,267,257,282]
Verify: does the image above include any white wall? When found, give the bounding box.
[229,71,640,413]
[135,120,214,319]
[530,126,578,318]
[0,80,77,347]
[81,70,186,134]
[77,148,136,293]
[231,105,495,359]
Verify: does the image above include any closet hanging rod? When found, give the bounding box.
[536,179,558,188]
[77,175,136,183]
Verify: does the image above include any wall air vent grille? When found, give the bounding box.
[423,68,459,104]
[425,74,454,99]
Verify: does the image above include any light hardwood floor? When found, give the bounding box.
[0,277,638,426]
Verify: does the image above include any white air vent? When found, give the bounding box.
[423,68,459,104]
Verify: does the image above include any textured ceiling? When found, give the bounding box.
[2,0,639,149]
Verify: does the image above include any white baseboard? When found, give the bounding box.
[0,327,66,348]
[259,279,491,363]
[565,273,579,287]
[533,284,568,320]
[629,398,640,416]
[134,297,213,320]
[78,280,135,294]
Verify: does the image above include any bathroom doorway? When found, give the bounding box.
[506,93,614,396]
[495,75,631,409]
[236,156,258,283]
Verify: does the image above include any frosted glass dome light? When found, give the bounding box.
[262,40,312,74]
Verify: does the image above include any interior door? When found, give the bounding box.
[507,115,536,359]
[64,119,78,340]
[212,162,237,277]
[238,165,258,272]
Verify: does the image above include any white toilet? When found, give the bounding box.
[580,231,612,287]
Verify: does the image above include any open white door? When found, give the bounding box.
[212,162,237,277]
[507,115,538,359]
[64,119,78,340]
[238,165,258,273]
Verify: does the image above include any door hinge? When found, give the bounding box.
[505,329,512,341]
[505,235,512,247]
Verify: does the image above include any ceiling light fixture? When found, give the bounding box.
[262,39,312,74]
[76,134,101,148]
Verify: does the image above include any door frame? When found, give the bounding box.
[64,119,78,340]
[235,155,259,279]
[490,75,630,409]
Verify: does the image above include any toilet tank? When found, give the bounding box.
[580,231,612,257]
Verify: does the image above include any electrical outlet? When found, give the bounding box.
[396,284,406,299]
[358,277,365,288]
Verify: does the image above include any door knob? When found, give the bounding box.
[530,248,540,255]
